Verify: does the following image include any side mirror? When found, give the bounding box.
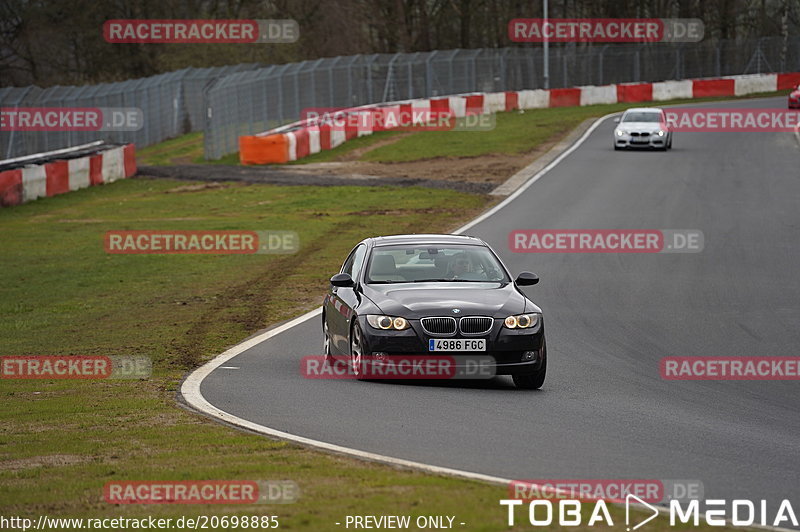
[330,273,355,287]
[613,117,621,123]
[515,272,539,286]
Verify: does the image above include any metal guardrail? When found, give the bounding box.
[0,141,120,172]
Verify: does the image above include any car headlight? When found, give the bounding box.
[503,313,540,329]
[367,315,410,330]
[616,129,626,137]
[656,130,665,136]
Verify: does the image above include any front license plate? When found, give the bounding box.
[428,339,486,352]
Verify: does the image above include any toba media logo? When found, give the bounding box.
[501,480,797,529]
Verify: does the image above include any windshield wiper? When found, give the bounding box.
[412,278,479,282]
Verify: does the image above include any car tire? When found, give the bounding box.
[512,342,547,390]
[667,136,673,150]
[349,322,366,380]
[614,145,621,151]
[322,318,333,366]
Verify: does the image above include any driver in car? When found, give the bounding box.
[449,253,472,279]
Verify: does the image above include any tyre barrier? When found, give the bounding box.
[0,142,136,208]
[239,71,800,165]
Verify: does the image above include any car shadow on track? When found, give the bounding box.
[357,377,539,391]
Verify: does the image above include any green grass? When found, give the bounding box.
[136,131,205,166]
[359,107,588,162]
[138,89,792,167]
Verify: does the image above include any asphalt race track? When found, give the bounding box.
[199,97,800,510]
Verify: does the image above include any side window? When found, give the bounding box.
[341,245,367,279]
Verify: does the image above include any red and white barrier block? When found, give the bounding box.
[0,144,136,207]
[239,71,800,164]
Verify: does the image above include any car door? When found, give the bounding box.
[328,244,366,355]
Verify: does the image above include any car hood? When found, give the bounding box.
[790,91,800,98]
[617,121,664,131]
[362,282,538,318]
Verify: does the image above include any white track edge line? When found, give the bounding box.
[180,112,796,532]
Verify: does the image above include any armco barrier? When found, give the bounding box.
[692,78,736,98]
[617,83,653,103]
[777,72,800,90]
[0,143,136,208]
[652,80,693,101]
[238,72,800,165]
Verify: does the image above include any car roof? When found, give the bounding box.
[367,234,486,247]
[623,107,664,113]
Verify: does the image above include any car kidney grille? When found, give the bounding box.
[459,317,493,335]
[421,317,457,335]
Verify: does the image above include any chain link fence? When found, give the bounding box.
[1,38,797,161]
[203,37,800,160]
[0,64,260,159]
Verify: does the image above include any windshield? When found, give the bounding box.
[622,112,662,123]
[365,244,509,284]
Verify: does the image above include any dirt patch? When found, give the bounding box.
[165,182,237,193]
[2,454,92,471]
[321,134,564,184]
[336,132,413,161]
[348,207,465,216]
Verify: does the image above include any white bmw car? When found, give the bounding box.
[613,107,672,150]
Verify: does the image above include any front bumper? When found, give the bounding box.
[615,133,667,149]
[789,99,800,109]
[356,316,546,376]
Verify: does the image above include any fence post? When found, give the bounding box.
[327,56,340,106]
[426,51,437,97]
[366,54,379,103]
[449,49,459,92]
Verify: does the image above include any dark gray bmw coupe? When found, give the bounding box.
[322,234,547,389]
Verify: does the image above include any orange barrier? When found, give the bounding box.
[239,134,289,164]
